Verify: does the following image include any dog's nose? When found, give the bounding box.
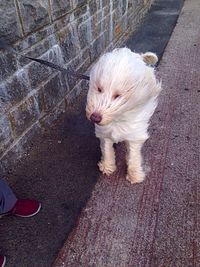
[90,112,102,124]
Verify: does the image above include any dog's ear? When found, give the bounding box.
[141,52,158,65]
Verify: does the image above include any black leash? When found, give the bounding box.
[24,56,90,81]
[0,39,90,81]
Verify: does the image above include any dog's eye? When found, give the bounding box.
[97,87,102,93]
[113,94,121,100]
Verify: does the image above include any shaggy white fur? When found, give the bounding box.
[86,47,161,184]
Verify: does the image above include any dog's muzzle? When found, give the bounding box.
[90,112,102,124]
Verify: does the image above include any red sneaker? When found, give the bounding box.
[0,255,6,267]
[9,199,41,217]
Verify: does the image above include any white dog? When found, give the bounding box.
[86,47,161,184]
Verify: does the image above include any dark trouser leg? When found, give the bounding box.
[0,177,17,214]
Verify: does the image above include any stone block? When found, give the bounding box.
[17,0,50,34]
[26,59,53,89]
[91,14,102,39]
[66,78,88,105]
[102,15,110,32]
[115,23,122,39]
[0,0,22,43]
[0,51,18,81]
[90,34,105,62]
[65,80,82,104]
[0,121,42,173]
[95,9,103,23]
[34,24,55,42]
[128,0,141,9]
[59,72,70,93]
[78,20,91,49]
[102,0,110,8]
[112,7,122,27]
[79,46,91,62]
[9,96,40,138]
[77,57,91,76]
[34,87,45,114]
[15,23,54,50]
[61,69,77,92]
[61,60,81,90]
[42,73,66,111]
[0,115,13,156]
[17,34,58,67]
[74,4,88,23]
[103,29,110,48]
[0,83,8,114]
[121,13,128,33]
[50,0,72,21]
[26,45,63,89]
[121,0,128,15]
[88,0,98,14]
[72,0,87,9]
[113,0,118,10]
[103,5,110,17]
[0,69,31,114]
[53,14,71,32]
[62,47,90,89]
[39,99,65,128]
[57,24,81,63]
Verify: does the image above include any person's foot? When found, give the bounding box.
[4,199,41,218]
[0,255,6,267]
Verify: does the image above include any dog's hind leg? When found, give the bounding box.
[126,141,145,184]
[98,138,116,176]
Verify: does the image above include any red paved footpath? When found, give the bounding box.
[54,0,200,266]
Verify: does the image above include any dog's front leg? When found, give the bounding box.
[98,138,116,175]
[126,141,145,184]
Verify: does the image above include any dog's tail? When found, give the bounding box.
[141,52,158,65]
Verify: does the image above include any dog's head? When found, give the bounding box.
[86,48,160,125]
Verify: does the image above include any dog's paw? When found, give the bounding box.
[126,170,145,184]
[98,160,116,176]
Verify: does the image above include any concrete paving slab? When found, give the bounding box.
[53,0,200,266]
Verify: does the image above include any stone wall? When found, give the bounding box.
[0,0,153,170]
